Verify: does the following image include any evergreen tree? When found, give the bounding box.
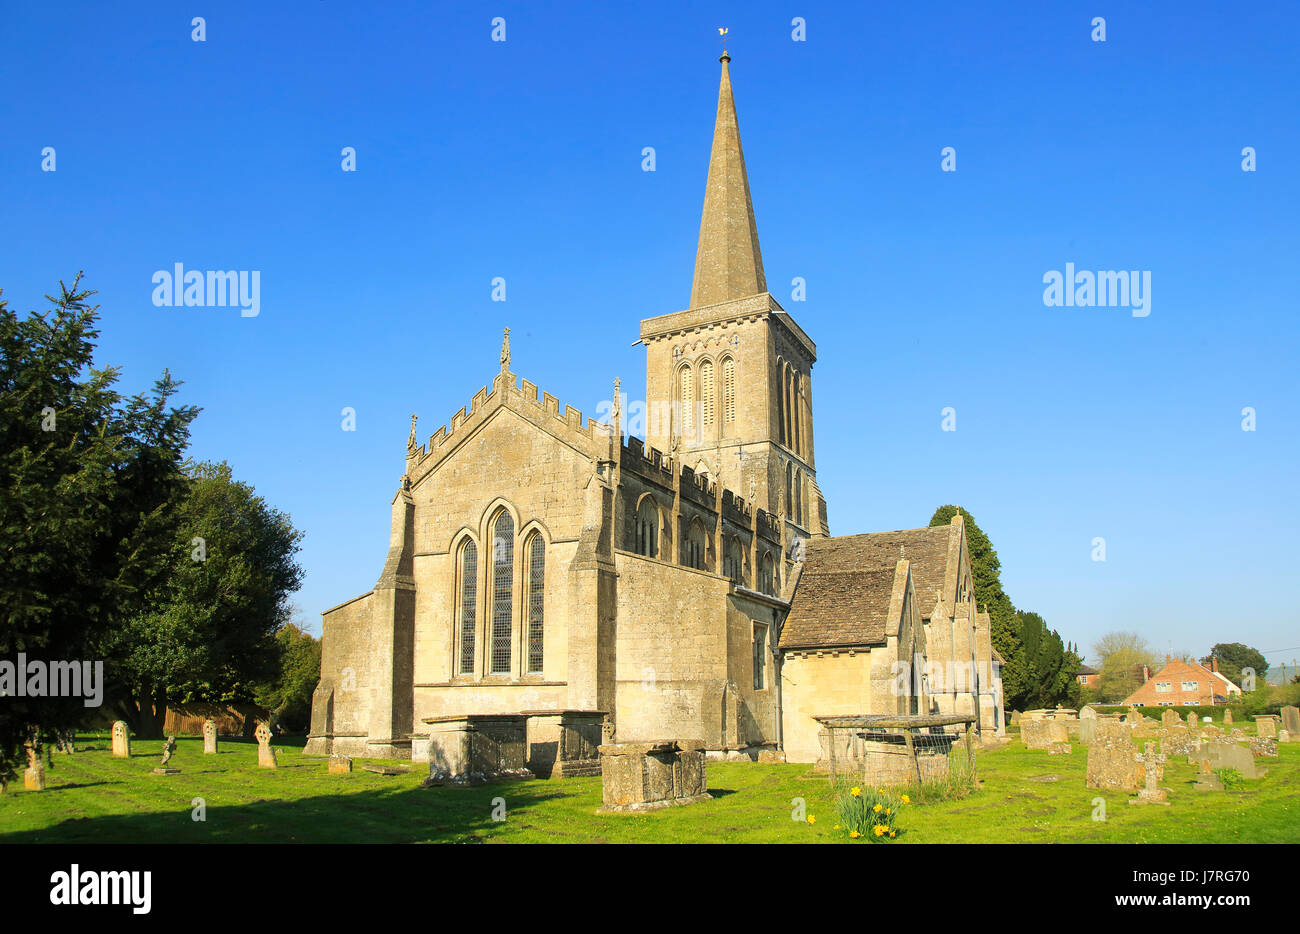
[0,276,197,784]
[103,461,305,736]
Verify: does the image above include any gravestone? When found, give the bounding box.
[1202,740,1262,779]
[1129,742,1168,805]
[1086,731,1139,792]
[423,714,533,786]
[1161,709,1182,729]
[1186,712,1197,731]
[1248,736,1278,758]
[597,739,710,813]
[111,720,131,758]
[1078,718,1096,745]
[24,746,45,791]
[1223,708,1234,726]
[1126,707,1142,725]
[1254,716,1278,740]
[1160,727,1198,757]
[255,722,277,769]
[1021,720,1068,750]
[1009,710,1021,725]
[328,754,353,774]
[1200,725,1223,743]
[1281,706,1300,737]
[153,736,180,775]
[1192,758,1223,791]
[202,719,218,754]
[1079,706,1096,720]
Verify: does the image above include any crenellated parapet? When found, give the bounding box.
[406,370,613,487]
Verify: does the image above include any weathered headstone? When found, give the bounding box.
[202,718,218,754]
[153,735,180,775]
[1160,727,1198,757]
[1254,716,1278,740]
[255,721,277,769]
[1129,742,1168,805]
[1186,712,1197,731]
[1248,736,1278,758]
[1126,707,1142,724]
[328,754,353,774]
[1021,719,1069,750]
[1161,709,1182,729]
[1192,758,1223,791]
[1009,710,1021,725]
[1281,706,1300,737]
[1079,706,1097,720]
[24,745,45,791]
[1223,708,1234,727]
[1078,718,1096,745]
[1086,730,1139,792]
[1202,740,1263,779]
[597,739,709,813]
[111,720,131,758]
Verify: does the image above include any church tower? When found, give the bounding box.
[641,50,828,539]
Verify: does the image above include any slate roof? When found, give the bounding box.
[779,566,899,650]
[801,527,955,612]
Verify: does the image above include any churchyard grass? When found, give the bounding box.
[1,732,1295,844]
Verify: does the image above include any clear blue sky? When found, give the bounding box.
[2,2,1297,671]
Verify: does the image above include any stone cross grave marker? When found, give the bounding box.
[153,736,180,775]
[1129,742,1168,805]
[256,722,277,769]
[1223,708,1233,726]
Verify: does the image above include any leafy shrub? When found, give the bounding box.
[1216,767,1245,790]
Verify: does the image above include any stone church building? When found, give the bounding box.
[305,52,1004,765]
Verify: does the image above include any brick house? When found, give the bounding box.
[1075,664,1100,689]
[1122,656,1242,707]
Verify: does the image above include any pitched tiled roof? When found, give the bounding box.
[779,566,898,650]
[800,526,954,614]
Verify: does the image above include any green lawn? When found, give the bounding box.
[1,732,1296,843]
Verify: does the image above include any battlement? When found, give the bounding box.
[408,370,612,481]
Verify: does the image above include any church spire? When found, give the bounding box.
[689,49,767,309]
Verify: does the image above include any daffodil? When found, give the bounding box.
[807,815,816,825]
[873,803,882,813]
[889,830,896,838]
[849,830,861,838]
[874,824,887,836]
[885,808,891,816]
[901,794,910,804]
[850,786,861,797]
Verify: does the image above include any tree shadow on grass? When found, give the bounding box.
[0,782,576,844]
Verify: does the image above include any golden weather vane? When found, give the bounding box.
[718,25,729,54]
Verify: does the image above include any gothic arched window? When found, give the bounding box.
[722,356,736,424]
[635,496,659,558]
[795,469,804,526]
[785,462,793,519]
[679,364,695,437]
[525,532,545,674]
[759,551,775,596]
[457,539,477,675]
[490,510,514,674]
[725,537,744,584]
[685,518,707,570]
[700,359,715,428]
